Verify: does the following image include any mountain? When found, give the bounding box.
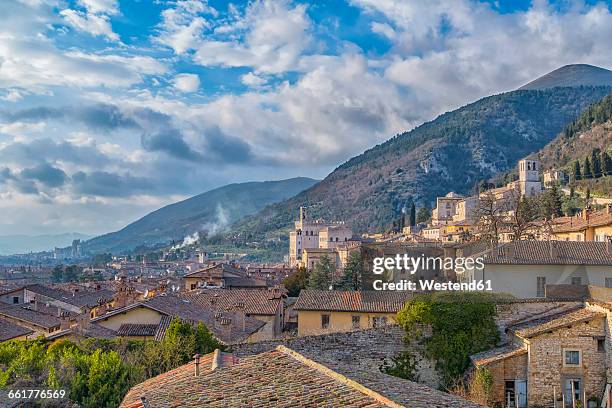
[0,233,91,255]
[519,64,612,90]
[538,94,612,171]
[225,83,612,250]
[84,177,318,254]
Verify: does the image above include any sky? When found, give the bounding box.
[0,0,612,237]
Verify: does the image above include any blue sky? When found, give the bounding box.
[0,0,611,236]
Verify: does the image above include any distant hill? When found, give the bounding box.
[84,177,318,254]
[539,94,612,171]
[223,83,612,253]
[537,94,612,196]
[0,233,91,255]
[519,64,612,90]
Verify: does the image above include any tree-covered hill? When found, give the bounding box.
[222,86,612,250]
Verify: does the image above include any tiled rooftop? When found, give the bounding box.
[479,241,612,265]
[0,303,61,329]
[510,307,606,338]
[93,294,266,344]
[470,344,527,366]
[553,208,612,232]
[294,290,412,313]
[0,317,33,341]
[183,289,282,316]
[25,284,114,308]
[120,346,480,408]
[117,323,159,337]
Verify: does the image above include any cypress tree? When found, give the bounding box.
[603,151,612,176]
[583,157,593,179]
[591,148,602,178]
[409,202,416,226]
[573,160,582,181]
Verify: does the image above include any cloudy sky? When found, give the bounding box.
[1,0,611,236]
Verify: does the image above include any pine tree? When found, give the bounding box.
[591,148,602,178]
[340,251,364,290]
[308,254,335,290]
[583,157,593,179]
[603,151,612,176]
[573,160,582,181]
[409,202,416,226]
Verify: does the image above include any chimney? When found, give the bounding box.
[607,204,612,215]
[582,208,589,221]
[607,238,612,255]
[193,354,201,377]
[549,240,558,259]
[33,296,38,312]
[140,396,149,408]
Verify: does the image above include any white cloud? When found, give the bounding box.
[193,0,311,73]
[78,0,119,15]
[173,73,200,92]
[154,0,216,54]
[60,8,119,41]
[240,72,267,87]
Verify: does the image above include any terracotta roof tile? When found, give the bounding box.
[183,289,282,316]
[471,344,527,366]
[117,323,159,337]
[120,346,480,408]
[0,317,33,341]
[0,303,61,329]
[479,241,612,265]
[510,307,605,338]
[294,290,412,313]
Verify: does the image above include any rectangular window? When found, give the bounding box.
[351,315,360,329]
[321,314,330,329]
[12,296,19,304]
[536,277,546,298]
[598,338,605,352]
[372,316,387,328]
[606,278,612,288]
[564,350,581,366]
[571,277,582,285]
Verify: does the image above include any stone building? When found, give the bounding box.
[288,207,352,267]
[472,304,608,407]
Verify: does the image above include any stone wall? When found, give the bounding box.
[528,317,607,407]
[230,325,441,388]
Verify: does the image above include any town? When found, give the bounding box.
[1,154,612,407]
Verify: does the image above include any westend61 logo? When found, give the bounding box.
[369,254,492,292]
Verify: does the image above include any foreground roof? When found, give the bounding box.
[479,241,612,265]
[471,344,527,367]
[294,290,412,313]
[120,346,480,408]
[0,317,33,341]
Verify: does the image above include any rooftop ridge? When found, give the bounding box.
[275,345,403,408]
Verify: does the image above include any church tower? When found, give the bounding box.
[518,159,542,197]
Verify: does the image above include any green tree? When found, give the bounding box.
[282,267,309,297]
[409,202,416,227]
[583,156,593,179]
[380,351,419,382]
[340,251,364,291]
[397,292,499,387]
[573,160,582,181]
[416,205,432,224]
[308,254,334,290]
[539,184,563,219]
[603,151,612,176]
[63,265,80,282]
[51,265,64,283]
[591,148,602,178]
